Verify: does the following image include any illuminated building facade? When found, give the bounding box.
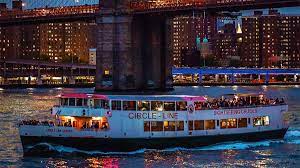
[242,10,300,68]
[212,23,241,66]
[0,21,97,63]
[171,16,217,67]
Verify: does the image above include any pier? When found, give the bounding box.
[173,68,300,85]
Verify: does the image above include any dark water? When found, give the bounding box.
[0,86,300,168]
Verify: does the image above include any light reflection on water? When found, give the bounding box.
[0,86,300,167]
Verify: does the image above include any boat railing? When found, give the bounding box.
[55,125,109,131]
[18,120,55,127]
[19,121,110,131]
[201,103,287,111]
[79,127,109,131]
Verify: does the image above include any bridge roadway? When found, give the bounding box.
[0,5,99,26]
[131,0,300,14]
[0,0,299,25]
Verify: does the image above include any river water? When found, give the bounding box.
[0,86,300,167]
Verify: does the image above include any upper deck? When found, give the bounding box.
[55,93,286,113]
[59,93,207,102]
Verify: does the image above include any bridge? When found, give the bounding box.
[0,0,299,89]
[0,5,99,26]
[96,0,300,91]
[0,0,298,25]
[130,0,300,14]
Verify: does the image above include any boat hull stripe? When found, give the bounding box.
[21,128,288,155]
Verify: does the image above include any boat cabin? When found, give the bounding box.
[57,94,207,112]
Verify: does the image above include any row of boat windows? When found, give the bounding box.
[60,98,189,111]
[143,116,270,132]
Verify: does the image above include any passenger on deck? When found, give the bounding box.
[101,122,108,129]
[280,98,285,104]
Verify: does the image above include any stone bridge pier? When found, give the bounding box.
[95,0,173,91]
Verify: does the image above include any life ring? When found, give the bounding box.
[188,104,194,113]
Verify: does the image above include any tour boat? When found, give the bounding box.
[19,93,289,155]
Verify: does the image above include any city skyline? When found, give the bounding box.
[0,0,299,87]
[0,1,300,166]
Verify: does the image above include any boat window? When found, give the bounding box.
[204,120,215,130]
[64,119,72,127]
[76,98,83,106]
[112,100,122,110]
[144,121,150,132]
[83,99,88,106]
[176,101,187,111]
[91,120,100,129]
[151,101,164,111]
[102,100,109,109]
[73,121,78,128]
[220,119,227,129]
[164,102,175,111]
[220,118,237,129]
[254,116,270,126]
[61,98,68,106]
[164,121,176,131]
[123,101,136,111]
[138,101,150,111]
[94,99,109,109]
[227,118,237,128]
[151,121,163,131]
[194,120,204,130]
[94,99,100,108]
[194,101,202,110]
[69,98,75,106]
[188,120,193,131]
[238,118,248,128]
[263,116,270,126]
[176,121,184,131]
[253,117,262,126]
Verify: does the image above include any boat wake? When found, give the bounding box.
[24,130,300,156]
[25,143,147,156]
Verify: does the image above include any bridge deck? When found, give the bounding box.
[0,0,299,25]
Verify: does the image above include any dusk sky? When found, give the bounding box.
[0,0,299,13]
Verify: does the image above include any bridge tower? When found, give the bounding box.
[96,0,173,91]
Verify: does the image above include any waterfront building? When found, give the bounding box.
[0,26,21,60]
[39,22,97,63]
[171,16,217,67]
[212,23,242,66]
[242,10,300,68]
[0,21,97,63]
